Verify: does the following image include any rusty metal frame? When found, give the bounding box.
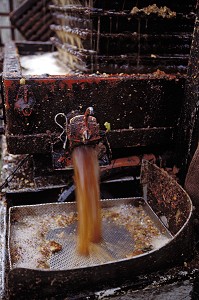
[2,41,185,155]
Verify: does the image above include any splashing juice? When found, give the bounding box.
[72,145,102,255]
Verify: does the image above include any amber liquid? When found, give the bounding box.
[72,145,102,255]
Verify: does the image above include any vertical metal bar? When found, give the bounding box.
[9,0,15,40]
[0,72,6,130]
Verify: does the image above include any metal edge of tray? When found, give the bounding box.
[0,201,7,299]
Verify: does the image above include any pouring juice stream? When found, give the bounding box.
[72,145,102,255]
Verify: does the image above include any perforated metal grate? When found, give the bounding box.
[47,220,134,270]
[8,198,172,271]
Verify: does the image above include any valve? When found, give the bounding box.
[67,107,101,149]
[53,107,112,169]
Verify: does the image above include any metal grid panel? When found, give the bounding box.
[10,0,54,41]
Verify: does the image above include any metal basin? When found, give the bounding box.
[7,161,193,299]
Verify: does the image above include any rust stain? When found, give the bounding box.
[102,156,141,171]
[30,75,124,90]
[3,79,17,109]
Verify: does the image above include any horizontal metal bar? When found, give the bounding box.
[49,5,196,19]
[103,176,140,183]
[5,127,175,154]
[0,26,14,29]
[0,12,10,16]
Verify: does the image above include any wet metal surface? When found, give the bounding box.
[94,280,193,299]
[8,198,172,270]
[2,42,185,156]
[6,161,193,299]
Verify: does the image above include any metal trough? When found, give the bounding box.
[7,161,193,299]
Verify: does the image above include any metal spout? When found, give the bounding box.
[53,107,112,169]
[67,107,101,149]
[82,107,94,142]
